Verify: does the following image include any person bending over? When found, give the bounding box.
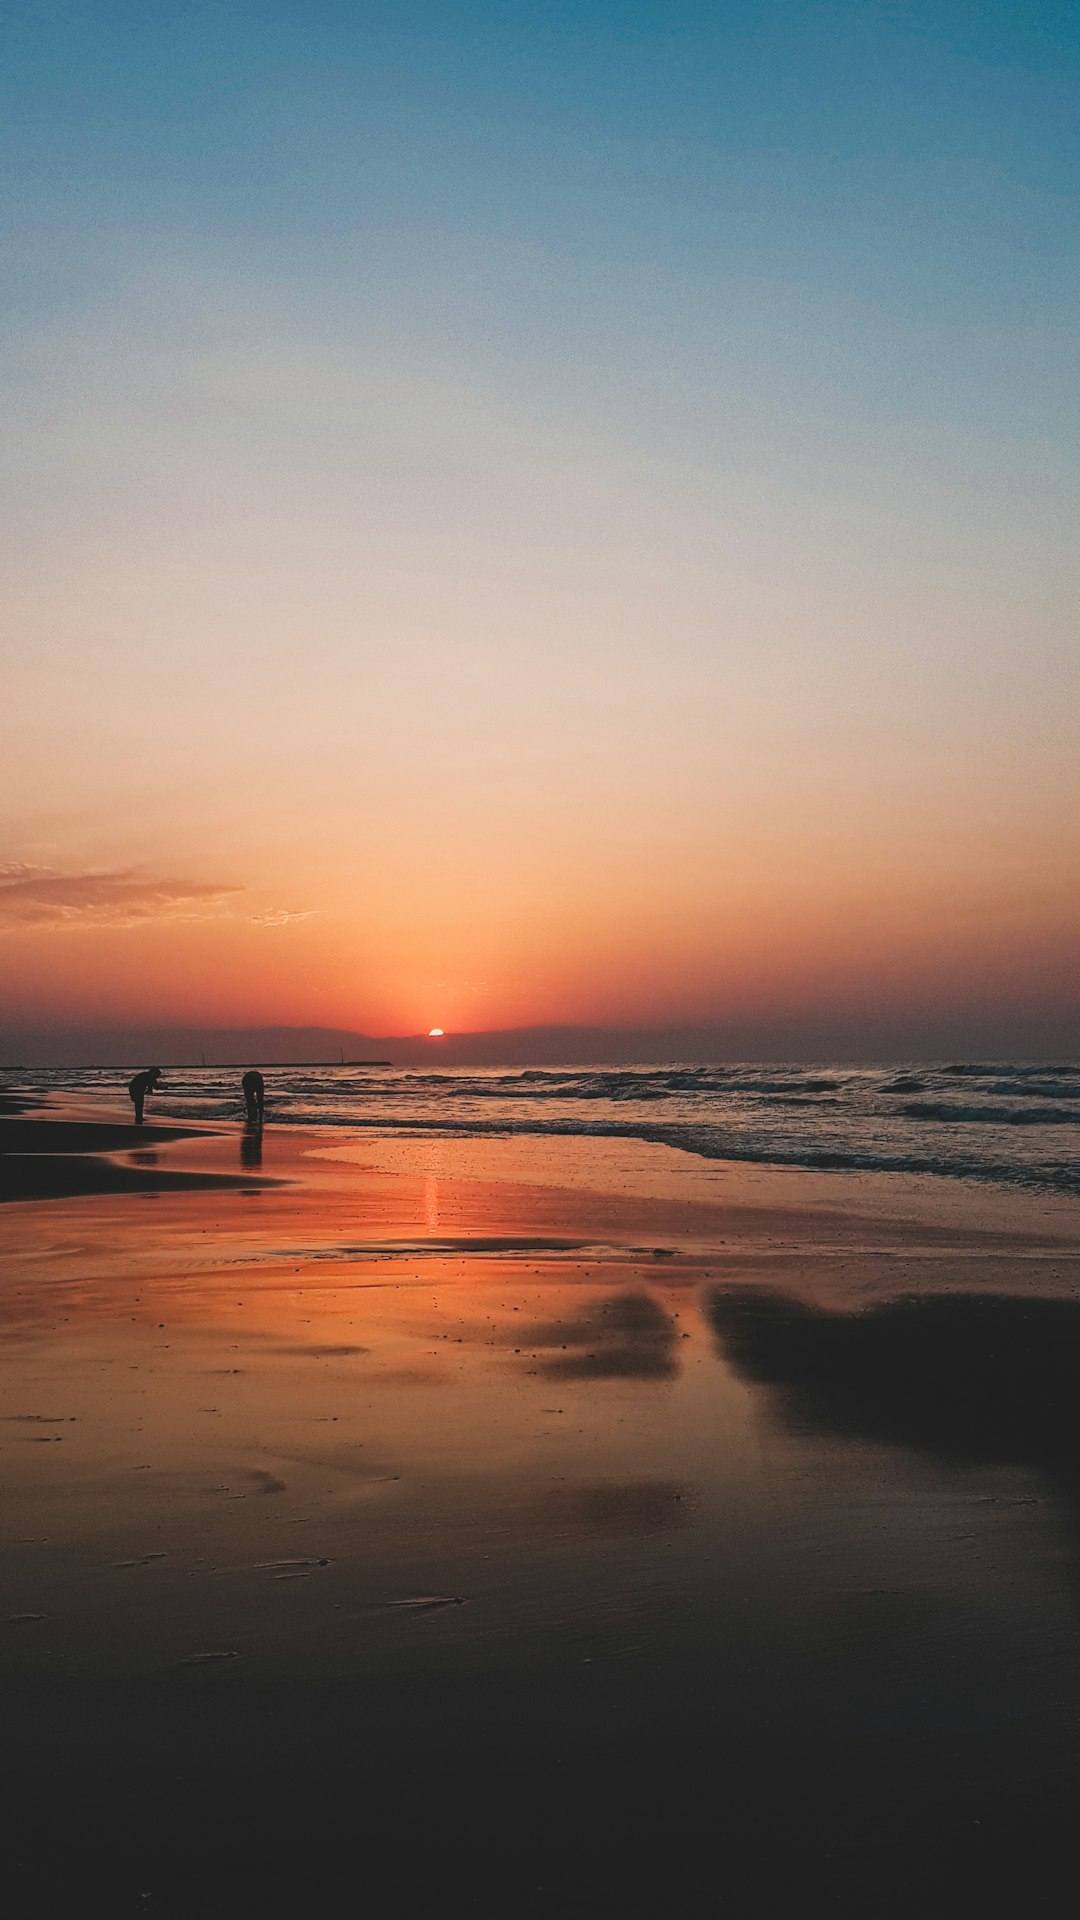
[242,1069,265,1124]
[128,1066,163,1126]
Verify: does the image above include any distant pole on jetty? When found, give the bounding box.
[144,1058,391,1069]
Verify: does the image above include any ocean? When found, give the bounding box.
[7,1059,1080,1198]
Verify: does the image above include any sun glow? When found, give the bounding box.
[428,1028,444,1037]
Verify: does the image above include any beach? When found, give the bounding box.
[4,1090,1080,1915]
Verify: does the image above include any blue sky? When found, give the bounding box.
[6,5,1076,277]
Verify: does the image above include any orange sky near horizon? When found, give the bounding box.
[2,763,1076,1037]
[4,477,1077,1041]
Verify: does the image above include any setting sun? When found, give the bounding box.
[428,1028,445,1037]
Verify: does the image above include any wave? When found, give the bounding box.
[942,1063,1080,1079]
[900,1103,1080,1126]
[977,1081,1080,1102]
[760,1095,841,1107]
[298,1111,1080,1198]
[8,1061,1078,1201]
[335,1068,848,1100]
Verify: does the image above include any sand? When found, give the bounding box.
[3,1097,1080,1915]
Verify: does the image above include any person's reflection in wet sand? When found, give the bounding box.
[241,1123,263,1172]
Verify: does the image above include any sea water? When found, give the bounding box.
[6,1059,1079,1197]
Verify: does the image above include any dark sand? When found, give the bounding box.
[3,1100,1080,1914]
[0,1112,283,1201]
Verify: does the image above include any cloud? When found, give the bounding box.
[0,865,243,929]
[249,907,326,927]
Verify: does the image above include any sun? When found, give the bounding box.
[428,1027,444,1037]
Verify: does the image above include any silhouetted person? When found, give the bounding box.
[242,1069,265,1124]
[128,1066,162,1126]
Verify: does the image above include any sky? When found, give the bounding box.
[2,1,1078,1054]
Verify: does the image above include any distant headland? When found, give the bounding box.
[1,1014,1076,1070]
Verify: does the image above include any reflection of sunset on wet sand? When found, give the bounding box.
[5,1104,1080,1909]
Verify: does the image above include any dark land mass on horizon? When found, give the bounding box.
[2,1013,1077,1070]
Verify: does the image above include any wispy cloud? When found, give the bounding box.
[0,865,243,928]
[249,907,327,927]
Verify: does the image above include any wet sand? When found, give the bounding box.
[3,1100,1080,1914]
[0,1105,278,1202]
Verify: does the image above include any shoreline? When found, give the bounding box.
[3,1095,1079,1305]
[7,1085,1080,1223]
[8,1063,1078,1208]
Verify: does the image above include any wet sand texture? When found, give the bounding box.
[0,1116,207,1154]
[0,1112,274,1201]
[3,1107,1080,1915]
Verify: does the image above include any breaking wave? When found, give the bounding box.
[5,1058,1079,1200]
